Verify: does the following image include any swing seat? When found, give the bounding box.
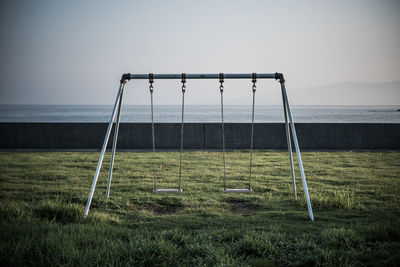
[153,188,183,194]
[223,188,253,193]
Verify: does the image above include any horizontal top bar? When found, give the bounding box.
[129,73,277,79]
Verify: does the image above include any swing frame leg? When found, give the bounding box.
[106,85,125,198]
[281,87,297,199]
[280,81,314,221]
[83,81,126,218]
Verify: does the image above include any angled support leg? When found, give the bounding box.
[106,83,125,198]
[83,82,125,218]
[281,88,297,199]
[280,82,314,221]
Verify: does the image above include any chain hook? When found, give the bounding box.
[219,73,224,93]
[252,73,257,92]
[149,73,154,93]
[181,73,186,93]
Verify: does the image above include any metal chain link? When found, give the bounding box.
[249,73,257,190]
[178,73,186,190]
[149,74,157,191]
[219,73,227,190]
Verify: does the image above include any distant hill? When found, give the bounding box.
[291,81,400,105]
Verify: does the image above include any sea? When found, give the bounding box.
[0,105,399,123]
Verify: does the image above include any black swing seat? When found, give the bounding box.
[153,188,183,194]
[223,188,253,193]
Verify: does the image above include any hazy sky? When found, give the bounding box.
[0,0,399,105]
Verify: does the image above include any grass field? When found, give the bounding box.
[0,150,399,266]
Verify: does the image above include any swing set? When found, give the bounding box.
[83,73,314,221]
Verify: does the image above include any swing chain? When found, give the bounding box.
[149,73,157,190]
[252,72,257,92]
[149,73,154,93]
[219,73,227,189]
[181,73,186,93]
[249,73,257,190]
[178,73,186,190]
[219,73,224,93]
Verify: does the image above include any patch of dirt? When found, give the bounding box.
[144,198,184,215]
[151,205,183,215]
[226,198,259,216]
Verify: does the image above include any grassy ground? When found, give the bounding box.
[0,150,399,266]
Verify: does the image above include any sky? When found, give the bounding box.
[0,0,399,105]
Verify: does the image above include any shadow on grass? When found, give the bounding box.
[139,197,185,215]
[224,197,260,216]
[34,200,82,224]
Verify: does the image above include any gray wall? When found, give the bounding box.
[0,123,399,150]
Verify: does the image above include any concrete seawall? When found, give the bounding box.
[0,123,399,150]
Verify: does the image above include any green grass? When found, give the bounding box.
[0,150,399,266]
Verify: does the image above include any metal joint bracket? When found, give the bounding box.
[275,72,285,83]
[120,73,131,83]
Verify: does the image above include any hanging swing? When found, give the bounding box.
[150,73,186,194]
[220,73,257,193]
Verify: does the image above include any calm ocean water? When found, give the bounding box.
[0,105,399,123]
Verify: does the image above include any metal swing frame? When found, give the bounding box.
[83,72,314,221]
